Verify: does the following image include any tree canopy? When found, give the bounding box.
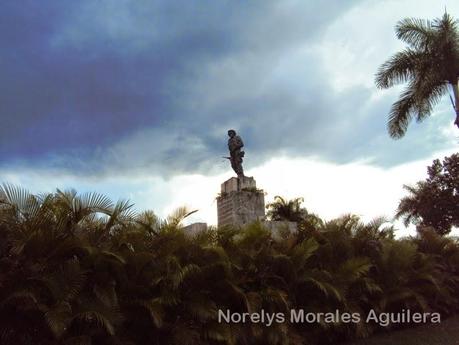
[396,153,459,235]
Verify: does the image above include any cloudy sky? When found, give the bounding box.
[1,0,458,236]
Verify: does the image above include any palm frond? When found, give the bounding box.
[338,257,372,282]
[103,199,136,232]
[413,78,449,123]
[303,277,343,302]
[80,192,114,214]
[387,83,417,138]
[135,210,160,235]
[291,238,319,267]
[396,18,434,48]
[165,206,198,228]
[0,183,41,220]
[375,49,425,88]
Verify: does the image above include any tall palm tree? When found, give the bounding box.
[375,13,459,138]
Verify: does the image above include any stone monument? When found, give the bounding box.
[217,130,266,227]
[186,129,297,236]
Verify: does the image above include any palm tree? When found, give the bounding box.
[3,183,459,343]
[266,196,308,223]
[0,185,127,345]
[373,239,444,317]
[375,12,459,138]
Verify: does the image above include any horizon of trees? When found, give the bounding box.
[0,148,458,345]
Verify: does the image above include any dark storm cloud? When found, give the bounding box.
[1,0,452,176]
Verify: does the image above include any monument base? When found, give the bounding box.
[262,221,297,240]
[183,222,208,236]
[217,176,265,227]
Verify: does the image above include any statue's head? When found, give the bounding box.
[227,129,236,137]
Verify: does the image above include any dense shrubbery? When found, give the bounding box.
[1,185,459,345]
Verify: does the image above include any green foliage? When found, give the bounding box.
[375,13,459,138]
[0,186,458,344]
[266,196,308,222]
[266,196,323,239]
[396,153,459,235]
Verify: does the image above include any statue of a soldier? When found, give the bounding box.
[227,129,245,178]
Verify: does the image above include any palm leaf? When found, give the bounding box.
[375,49,424,88]
[396,18,434,48]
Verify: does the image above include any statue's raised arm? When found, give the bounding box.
[227,129,245,179]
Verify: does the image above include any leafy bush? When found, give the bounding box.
[0,184,458,344]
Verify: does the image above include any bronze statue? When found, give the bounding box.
[225,129,245,178]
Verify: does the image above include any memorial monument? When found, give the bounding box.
[226,129,245,179]
[186,129,296,237]
[217,130,266,227]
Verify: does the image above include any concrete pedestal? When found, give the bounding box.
[217,176,265,227]
[262,221,297,240]
[183,222,208,236]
